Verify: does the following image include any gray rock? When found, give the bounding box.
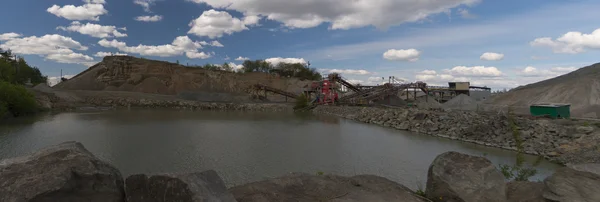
[425,152,506,202]
[125,170,236,202]
[543,164,600,202]
[506,181,544,202]
[229,173,430,202]
[0,141,125,202]
[576,126,594,134]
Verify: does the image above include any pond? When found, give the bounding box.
[0,109,561,189]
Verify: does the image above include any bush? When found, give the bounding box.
[498,107,539,181]
[294,93,309,110]
[0,81,38,117]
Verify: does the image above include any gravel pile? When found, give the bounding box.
[443,94,478,111]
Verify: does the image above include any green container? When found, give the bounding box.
[530,104,570,119]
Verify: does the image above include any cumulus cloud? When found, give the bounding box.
[94,52,127,57]
[46,53,95,66]
[319,69,371,75]
[134,0,161,12]
[530,28,600,54]
[48,75,76,87]
[235,56,250,61]
[187,0,478,30]
[0,33,21,41]
[210,41,224,47]
[98,36,212,59]
[420,70,437,75]
[458,8,476,19]
[519,66,579,77]
[135,15,163,22]
[444,66,502,77]
[47,0,108,21]
[480,52,504,61]
[383,49,420,61]
[265,57,307,66]
[188,9,257,38]
[0,33,94,66]
[57,21,127,38]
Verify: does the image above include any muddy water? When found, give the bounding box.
[0,110,560,188]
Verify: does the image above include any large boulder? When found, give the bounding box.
[229,173,430,202]
[425,152,506,202]
[506,181,545,202]
[0,141,125,202]
[543,163,600,201]
[125,170,237,202]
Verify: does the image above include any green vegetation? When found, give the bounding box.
[0,49,47,85]
[294,93,310,110]
[189,59,322,81]
[0,81,39,117]
[0,49,46,117]
[415,183,426,197]
[498,107,540,181]
[316,171,324,176]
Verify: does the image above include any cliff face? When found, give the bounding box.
[55,56,310,96]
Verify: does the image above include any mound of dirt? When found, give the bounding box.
[487,63,600,118]
[133,77,170,94]
[54,56,312,100]
[33,83,54,93]
[376,95,407,106]
[443,94,478,110]
[416,95,442,109]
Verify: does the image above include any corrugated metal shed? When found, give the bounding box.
[530,103,570,118]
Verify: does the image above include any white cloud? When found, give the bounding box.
[0,33,94,66]
[383,49,420,61]
[243,15,261,26]
[420,70,437,75]
[458,8,476,19]
[319,69,371,75]
[188,9,251,39]
[57,21,127,38]
[187,0,479,30]
[94,52,128,57]
[134,0,160,13]
[519,66,579,77]
[210,41,224,47]
[98,36,212,59]
[235,56,250,61]
[444,66,502,77]
[186,52,212,59]
[46,53,95,66]
[530,28,600,54]
[228,62,244,71]
[48,75,75,87]
[47,0,108,21]
[224,55,230,60]
[480,52,504,61]
[0,33,21,41]
[551,66,578,72]
[135,15,163,22]
[265,57,307,66]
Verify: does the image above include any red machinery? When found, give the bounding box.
[311,80,338,105]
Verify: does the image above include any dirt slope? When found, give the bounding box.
[54,56,311,101]
[486,63,600,118]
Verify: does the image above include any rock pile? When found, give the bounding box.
[2,142,600,202]
[314,106,592,164]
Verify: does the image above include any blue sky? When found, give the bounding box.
[1,0,599,89]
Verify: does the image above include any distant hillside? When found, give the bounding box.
[487,63,600,118]
[54,56,311,98]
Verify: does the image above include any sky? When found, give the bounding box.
[1,0,599,89]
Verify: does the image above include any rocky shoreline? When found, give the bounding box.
[314,106,600,165]
[2,141,599,202]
